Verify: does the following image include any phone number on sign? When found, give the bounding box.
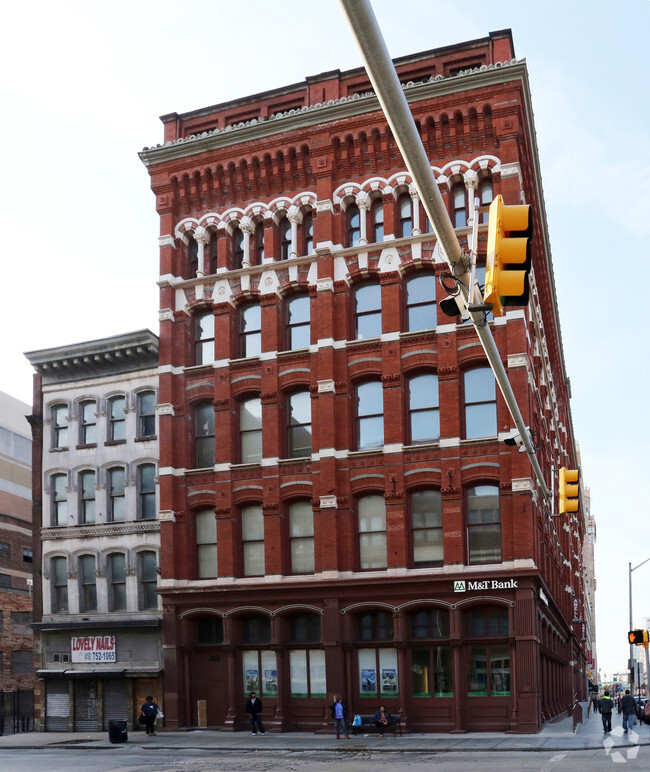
[82,651,116,662]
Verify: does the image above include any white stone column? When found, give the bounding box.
[194,228,209,277]
[357,192,369,246]
[241,218,254,268]
[409,186,421,236]
[287,205,302,258]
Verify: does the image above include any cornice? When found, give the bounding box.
[139,60,527,168]
[42,521,161,540]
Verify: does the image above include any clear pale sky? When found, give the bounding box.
[2,0,648,682]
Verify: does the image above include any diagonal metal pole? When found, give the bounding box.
[338,0,551,502]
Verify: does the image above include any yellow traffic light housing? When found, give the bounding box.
[483,194,533,317]
[558,467,579,515]
[628,629,648,645]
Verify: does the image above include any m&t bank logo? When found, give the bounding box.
[453,581,466,592]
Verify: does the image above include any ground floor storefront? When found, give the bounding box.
[160,571,587,734]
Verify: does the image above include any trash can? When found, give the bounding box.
[108,719,128,743]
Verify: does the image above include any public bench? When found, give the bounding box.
[351,713,402,736]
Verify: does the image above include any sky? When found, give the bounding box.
[1,0,648,683]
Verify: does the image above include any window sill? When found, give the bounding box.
[50,447,69,453]
[105,439,127,446]
[76,443,97,450]
[135,435,157,443]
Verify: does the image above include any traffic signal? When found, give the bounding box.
[483,194,533,317]
[558,467,579,515]
[628,630,649,645]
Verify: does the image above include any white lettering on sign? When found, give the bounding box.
[454,579,519,592]
[70,636,116,663]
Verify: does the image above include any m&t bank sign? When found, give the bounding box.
[454,579,518,592]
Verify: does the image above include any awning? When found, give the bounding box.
[37,668,162,680]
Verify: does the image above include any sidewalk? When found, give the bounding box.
[1,710,648,754]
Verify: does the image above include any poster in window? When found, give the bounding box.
[245,669,259,693]
[381,668,398,693]
[361,668,377,693]
[264,669,278,695]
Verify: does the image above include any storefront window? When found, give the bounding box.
[243,650,277,697]
[411,647,453,697]
[358,648,398,698]
[467,647,510,697]
[289,649,326,697]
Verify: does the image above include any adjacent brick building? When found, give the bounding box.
[139,30,588,733]
[0,391,34,695]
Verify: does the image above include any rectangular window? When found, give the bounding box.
[79,470,96,524]
[358,495,387,570]
[464,368,497,439]
[23,548,33,563]
[467,485,501,564]
[51,474,68,526]
[194,402,216,468]
[411,490,443,566]
[411,647,453,697]
[108,396,126,441]
[289,502,314,574]
[78,555,97,612]
[354,283,382,340]
[137,391,156,438]
[11,650,33,674]
[242,506,264,576]
[108,468,126,522]
[358,647,399,698]
[243,650,277,697]
[51,556,68,613]
[0,542,9,559]
[52,404,68,448]
[240,305,262,358]
[197,509,218,579]
[138,464,156,520]
[287,295,310,350]
[467,646,510,697]
[80,401,97,445]
[288,391,312,458]
[290,649,326,697]
[195,312,215,365]
[139,551,158,610]
[108,553,126,612]
[240,398,262,464]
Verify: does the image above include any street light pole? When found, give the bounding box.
[629,557,650,689]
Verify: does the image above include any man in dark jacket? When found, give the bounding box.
[621,689,636,733]
[140,695,160,736]
[246,692,265,735]
[600,690,614,732]
[328,695,349,739]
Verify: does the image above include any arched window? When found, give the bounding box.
[358,494,387,569]
[279,216,292,260]
[243,614,270,643]
[196,509,217,578]
[209,233,219,274]
[137,464,156,520]
[107,553,126,611]
[302,211,313,255]
[406,274,437,331]
[451,182,467,228]
[289,501,314,574]
[410,489,443,566]
[354,282,382,340]
[138,551,158,610]
[358,610,393,640]
[356,381,384,451]
[346,204,361,247]
[463,367,497,439]
[137,391,156,439]
[287,294,310,350]
[479,176,493,224]
[240,397,262,464]
[50,556,68,613]
[51,473,68,526]
[194,402,215,468]
[287,391,311,459]
[51,404,68,449]
[397,193,413,238]
[107,395,126,442]
[466,484,501,564]
[107,467,126,522]
[408,374,439,444]
[79,470,96,525]
[197,616,223,644]
[79,400,96,445]
[253,221,265,265]
[410,608,449,638]
[241,506,265,577]
[371,198,384,242]
[240,304,262,358]
[78,554,97,612]
[232,227,244,268]
[188,236,199,276]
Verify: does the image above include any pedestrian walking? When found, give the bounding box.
[328,695,349,739]
[620,689,636,734]
[246,691,266,735]
[600,690,614,733]
[140,695,160,737]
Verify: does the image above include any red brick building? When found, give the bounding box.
[140,30,587,733]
